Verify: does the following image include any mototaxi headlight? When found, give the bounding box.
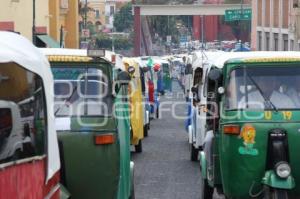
[275,162,291,178]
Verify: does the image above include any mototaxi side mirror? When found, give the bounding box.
[141,66,149,72]
[208,68,222,81]
[117,71,131,85]
[218,87,225,95]
[114,71,131,96]
[127,66,135,76]
[191,86,198,94]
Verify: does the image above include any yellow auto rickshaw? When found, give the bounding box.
[123,58,144,153]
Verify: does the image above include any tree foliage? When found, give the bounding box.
[113,3,133,32]
[95,34,133,50]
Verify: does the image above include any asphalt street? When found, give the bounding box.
[132,80,202,199]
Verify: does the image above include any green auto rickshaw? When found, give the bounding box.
[161,58,172,92]
[200,52,300,199]
[41,48,134,199]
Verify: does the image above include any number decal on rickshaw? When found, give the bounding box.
[265,111,292,120]
[264,111,272,120]
[282,111,292,120]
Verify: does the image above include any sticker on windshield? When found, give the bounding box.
[238,125,259,156]
[52,68,85,80]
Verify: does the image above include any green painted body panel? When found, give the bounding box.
[58,117,120,199]
[51,61,130,199]
[214,61,300,198]
[262,170,295,189]
[115,85,132,199]
[212,134,222,186]
[219,116,300,198]
[207,134,222,187]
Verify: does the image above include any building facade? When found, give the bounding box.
[80,0,106,32]
[80,0,130,32]
[0,0,50,41]
[252,0,300,51]
[0,0,79,48]
[49,0,80,48]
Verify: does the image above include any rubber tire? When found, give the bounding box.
[200,171,214,199]
[272,189,288,199]
[144,125,148,137]
[135,140,142,153]
[264,187,289,199]
[190,144,199,162]
[156,106,159,119]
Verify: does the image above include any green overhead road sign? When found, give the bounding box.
[225,9,252,21]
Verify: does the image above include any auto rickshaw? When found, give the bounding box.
[150,58,162,118]
[200,52,300,199]
[188,51,225,161]
[123,57,144,152]
[41,48,134,199]
[0,32,61,198]
[140,57,158,119]
[161,59,172,92]
[135,57,151,136]
[154,59,165,95]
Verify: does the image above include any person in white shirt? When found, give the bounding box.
[239,76,296,109]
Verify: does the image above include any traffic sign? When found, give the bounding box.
[81,29,90,38]
[225,9,252,22]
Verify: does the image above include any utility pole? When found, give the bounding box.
[201,15,204,49]
[112,28,115,52]
[240,0,244,51]
[32,0,36,45]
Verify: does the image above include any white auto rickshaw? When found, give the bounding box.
[0,31,61,198]
[188,51,225,161]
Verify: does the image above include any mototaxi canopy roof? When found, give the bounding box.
[0,31,60,182]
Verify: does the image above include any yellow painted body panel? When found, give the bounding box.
[47,55,92,62]
[123,58,144,145]
[242,57,300,63]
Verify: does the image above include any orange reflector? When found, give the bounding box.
[94,134,115,145]
[223,125,240,135]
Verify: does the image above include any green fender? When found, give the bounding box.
[60,184,71,199]
[199,151,207,179]
[262,170,295,190]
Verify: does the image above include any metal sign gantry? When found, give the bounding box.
[133,4,251,16]
[132,3,251,56]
